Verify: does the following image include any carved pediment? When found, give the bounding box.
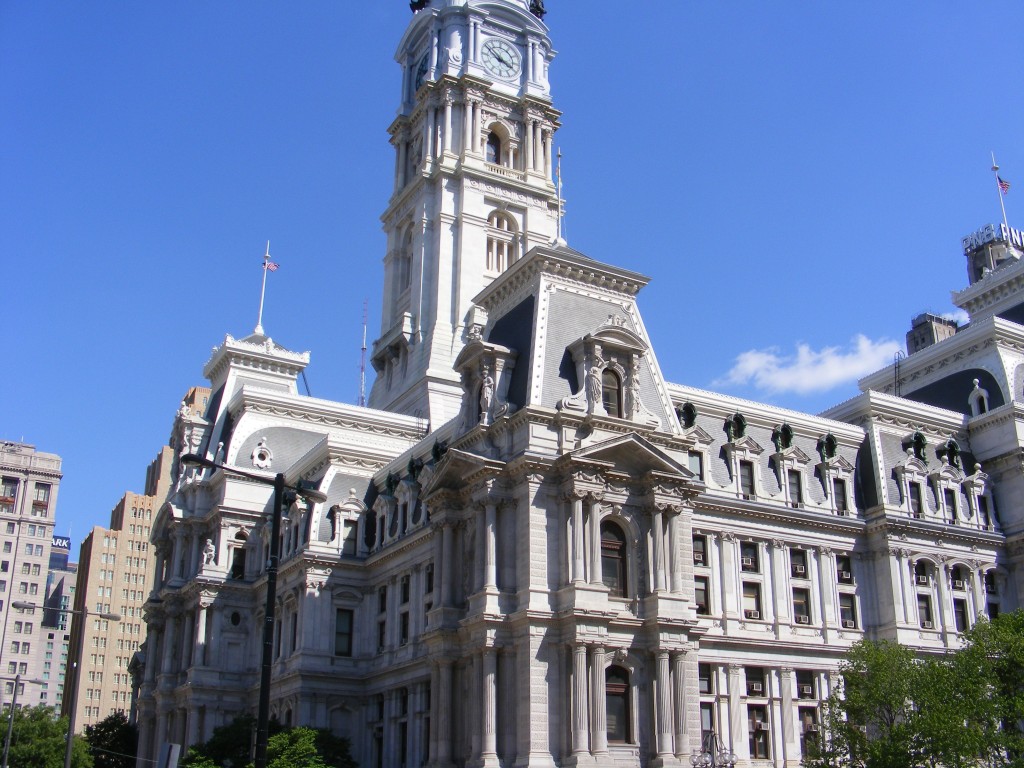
[682,424,714,445]
[561,433,697,482]
[773,445,811,464]
[421,448,504,497]
[724,435,764,456]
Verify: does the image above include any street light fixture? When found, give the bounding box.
[179,453,327,768]
[1,672,46,768]
[690,728,738,768]
[12,601,121,768]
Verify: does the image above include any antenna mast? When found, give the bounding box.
[359,300,368,407]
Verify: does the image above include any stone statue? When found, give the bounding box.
[585,354,603,413]
[479,367,494,422]
[203,538,216,566]
[529,0,546,19]
[410,0,428,12]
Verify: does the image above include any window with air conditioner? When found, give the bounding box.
[793,587,811,624]
[790,547,807,578]
[836,554,854,584]
[796,670,815,699]
[693,534,707,566]
[742,582,761,621]
[918,595,933,629]
[747,705,770,758]
[745,667,766,697]
[694,575,710,616]
[740,542,759,573]
[839,593,857,629]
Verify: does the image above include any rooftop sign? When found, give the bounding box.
[962,223,1024,254]
[52,535,70,550]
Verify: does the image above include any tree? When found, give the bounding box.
[1,705,92,768]
[85,710,138,768]
[806,611,1024,768]
[180,715,355,768]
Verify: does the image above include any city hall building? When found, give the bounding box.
[135,2,1021,766]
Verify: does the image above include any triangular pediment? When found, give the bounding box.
[727,435,764,455]
[421,448,503,496]
[821,455,855,473]
[774,445,811,464]
[564,433,695,481]
[682,424,714,445]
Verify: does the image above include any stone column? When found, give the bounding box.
[572,644,590,753]
[779,667,796,765]
[672,651,689,757]
[398,138,408,188]
[161,615,177,675]
[543,129,553,178]
[195,604,208,667]
[484,502,497,590]
[727,664,749,760]
[669,512,682,594]
[442,96,453,153]
[651,508,666,592]
[181,612,195,669]
[436,659,453,764]
[902,553,918,625]
[482,648,498,761]
[441,522,454,607]
[572,495,585,585]
[534,122,544,174]
[936,562,953,635]
[524,119,534,171]
[145,626,161,683]
[655,650,672,756]
[588,498,603,585]
[462,99,472,156]
[189,532,201,577]
[471,100,481,153]
[590,645,607,754]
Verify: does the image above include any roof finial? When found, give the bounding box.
[254,241,279,336]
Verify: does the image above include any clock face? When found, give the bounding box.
[481,38,521,79]
[414,54,429,91]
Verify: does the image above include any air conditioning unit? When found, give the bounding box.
[694,552,705,564]
[952,579,965,590]
[842,619,856,629]
[916,575,929,585]
[742,493,755,501]
[911,511,923,519]
[922,620,934,629]
[839,570,852,581]
[744,609,760,620]
[795,614,810,624]
[836,508,849,517]
[749,682,763,694]
[789,501,800,509]
[805,724,820,733]
[799,684,813,696]
[793,565,806,576]
[754,721,769,731]
[741,557,755,568]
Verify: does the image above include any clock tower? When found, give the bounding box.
[368,0,561,426]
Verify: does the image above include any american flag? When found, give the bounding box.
[998,175,1011,194]
[264,260,279,271]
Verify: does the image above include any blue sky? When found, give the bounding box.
[2,1,1022,549]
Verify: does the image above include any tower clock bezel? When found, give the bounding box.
[481,37,521,79]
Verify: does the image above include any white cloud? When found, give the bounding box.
[715,335,903,395]
[941,309,970,326]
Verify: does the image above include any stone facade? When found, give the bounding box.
[135,2,1022,767]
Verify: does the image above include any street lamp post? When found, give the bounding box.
[690,728,738,768]
[0,672,44,768]
[12,601,121,768]
[179,454,326,768]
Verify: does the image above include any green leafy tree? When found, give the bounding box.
[806,611,1024,768]
[1,705,92,768]
[84,710,138,768]
[180,715,354,768]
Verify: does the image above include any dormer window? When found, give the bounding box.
[969,379,989,416]
[602,370,623,417]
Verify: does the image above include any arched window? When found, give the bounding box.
[485,132,502,164]
[397,231,412,292]
[600,521,627,597]
[605,665,632,743]
[602,370,622,417]
[486,211,517,272]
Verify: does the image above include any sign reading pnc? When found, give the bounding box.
[962,223,1024,254]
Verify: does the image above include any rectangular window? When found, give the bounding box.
[839,593,857,629]
[377,620,386,651]
[943,488,957,524]
[800,707,820,755]
[739,461,755,498]
[693,534,707,566]
[748,705,770,759]
[790,548,807,578]
[688,451,704,480]
[0,478,17,499]
[740,542,759,573]
[33,484,50,503]
[700,702,715,743]
[378,586,387,614]
[694,576,709,615]
[698,663,713,695]
[795,670,815,699]
[424,563,434,596]
[745,667,766,697]
[400,575,410,604]
[953,599,968,632]
[335,610,356,659]
[918,595,933,629]
[908,482,923,517]
[742,582,762,620]
[834,477,848,514]
[342,522,358,556]
[787,469,802,506]
[836,555,853,584]
[399,612,410,646]
[978,495,991,528]
[793,587,811,623]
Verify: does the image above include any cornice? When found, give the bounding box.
[202,334,309,382]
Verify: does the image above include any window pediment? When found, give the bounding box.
[560,433,699,484]
[723,435,764,460]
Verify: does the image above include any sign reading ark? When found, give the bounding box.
[52,536,71,549]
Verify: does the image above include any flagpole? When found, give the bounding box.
[992,152,1010,233]
[255,240,270,335]
[555,149,565,245]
